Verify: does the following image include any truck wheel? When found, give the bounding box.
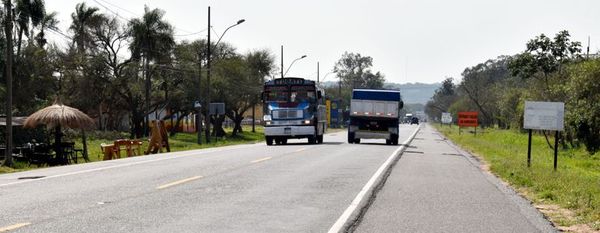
[266,137,273,146]
[317,135,323,144]
[308,136,317,144]
[391,134,399,145]
[282,138,288,145]
[386,139,391,145]
[275,138,282,145]
[354,138,361,144]
[348,133,355,144]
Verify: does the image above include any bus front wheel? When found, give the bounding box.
[266,136,274,146]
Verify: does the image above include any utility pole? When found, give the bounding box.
[317,62,320,83]
[205,6,211,143]
[3,0,13,166]
[338,76,341,96]
[281,45,284,79]
[196,52,202,144]
[587,36,590,59]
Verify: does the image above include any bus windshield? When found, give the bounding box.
[264,85,316,103]
[290,85,316,103]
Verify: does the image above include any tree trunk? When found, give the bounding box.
[212,115,226,137]
[232,113,244,137]
[16,28,23,59]
[3,2,14,167]
[169,113,186,137]
[98,103,104,131]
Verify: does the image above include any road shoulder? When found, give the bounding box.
[354,124,556,233]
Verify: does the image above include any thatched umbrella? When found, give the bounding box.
[24,103,95,164]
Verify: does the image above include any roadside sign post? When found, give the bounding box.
[523,101,564,171]
[458,112,478,135]
[441,112,452,127]
[194,101,202,145]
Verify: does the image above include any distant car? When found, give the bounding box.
[410,117,419,125]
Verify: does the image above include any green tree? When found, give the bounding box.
[34,11,58,47]
[459,56,512,126]
[69,2,101,54]
[14,0,45,57]
[425,77,457,121]
[509,30,581,99]
[333,52,385,90]
[565,59,600,154]
[128,5,175,137]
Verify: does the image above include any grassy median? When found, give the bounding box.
[434,124,600,231]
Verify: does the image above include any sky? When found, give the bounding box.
[45,0,600,84]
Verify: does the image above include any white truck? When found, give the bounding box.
[348,89,403,145]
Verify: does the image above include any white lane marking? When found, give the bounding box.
[0,222,31,232]
[0,144,261,188]
[294,148,307,153]
[251,157,272,163]
[327,126,421,233]
[156,176,203,190]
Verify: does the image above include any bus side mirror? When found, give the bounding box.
[260,92,264,101]
[318,91,322,99]
[399,101,404,110]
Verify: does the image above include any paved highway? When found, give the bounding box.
[0,125,418,233]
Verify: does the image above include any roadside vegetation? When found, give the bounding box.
[426,30,600,230]
[0,126,264,174]
[435,125,600,231]
[0,1,387,169]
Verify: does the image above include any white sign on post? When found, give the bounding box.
[441,112,452,124]
[523,101,564,131]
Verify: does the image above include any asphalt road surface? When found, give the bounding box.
[354,124,556,233]
[0,125,418,233]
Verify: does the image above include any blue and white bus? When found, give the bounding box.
[261,77,326,145]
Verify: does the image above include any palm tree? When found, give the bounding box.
[69,2,101,54]
[15,0,45,57]
[35,11,58,47]
[128,6,175,136]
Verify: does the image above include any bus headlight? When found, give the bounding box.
[265,121,272,125]
[263,115,272,121]
[303,120,311,125]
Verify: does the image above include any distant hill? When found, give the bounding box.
[319,81,440,104]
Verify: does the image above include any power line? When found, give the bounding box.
[96,0,139,18]
[90,0,203,37]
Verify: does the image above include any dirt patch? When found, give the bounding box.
[535,204,599,233]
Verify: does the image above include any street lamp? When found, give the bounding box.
[205,6,244,143]
[283,55,307,77]
[52,71,62,99]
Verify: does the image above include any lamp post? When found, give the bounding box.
[283,55,307,77]
[320,71,335,82]
[205,6,244,143]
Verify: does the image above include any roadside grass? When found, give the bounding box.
[78,126,265,163]
[0,126,264,173]
[434,124,600,230]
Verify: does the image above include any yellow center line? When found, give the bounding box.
[0,223,31,232]
[156,176,203,190]
[251,157,272,163]
[294,148,307,153]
